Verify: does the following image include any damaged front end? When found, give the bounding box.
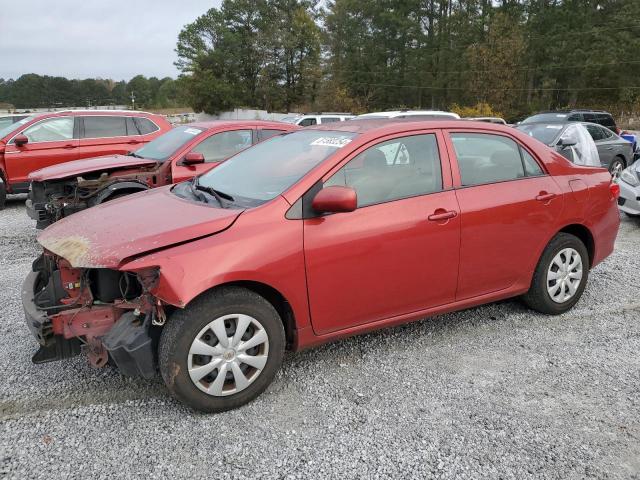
[22,252,165,378]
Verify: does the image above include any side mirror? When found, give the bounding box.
[14,134,29,147]
[312,186,357,214]
[181,152,205,166]
[558,136,577,148]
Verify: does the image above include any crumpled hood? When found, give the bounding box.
[38,186,243,268]
[29,154,157,182]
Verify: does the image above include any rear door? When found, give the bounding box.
[3,116,78,190]
[304,131,460,334]
[171,128,254,183]
[76,115,138,160]
[446,130,562,300]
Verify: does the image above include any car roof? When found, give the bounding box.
[306,118,508,135]
[28,109,160,117]
[186,120,296,130]
[357,110,460,119]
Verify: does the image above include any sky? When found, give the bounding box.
[0,0,222,81]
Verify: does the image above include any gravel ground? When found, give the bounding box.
[1,194,639,479]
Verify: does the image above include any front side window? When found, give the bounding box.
[133,117,159,135]
[191,130,253,163]
[451,133,533,186]
[325,134,442,207]
[258,129,286,141]
[134,125,204,161]
[83,116,127,138]
[21,117,74,143]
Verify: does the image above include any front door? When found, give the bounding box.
[304,132,461,335]
[172,129,254,183]
[446,131,562,300]
[4,116,78,190]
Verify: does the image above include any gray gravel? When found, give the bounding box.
[1,194,639,479]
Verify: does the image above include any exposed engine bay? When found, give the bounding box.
[27,163,169,229]
[23,252,166,378]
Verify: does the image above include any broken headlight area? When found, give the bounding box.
[24,253,165,379]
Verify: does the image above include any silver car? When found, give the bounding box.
[618,162,640,218]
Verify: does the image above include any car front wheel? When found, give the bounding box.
[522,233,589,314]
[158,287,285,413]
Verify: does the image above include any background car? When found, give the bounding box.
[26,120,298,228]
[24,120,619,412]
[0,110,171,207]
[618,161,640,218]
[517,121,632,175]
[281,113,355,126]
[521,109,620,133]
[355,110,460,120]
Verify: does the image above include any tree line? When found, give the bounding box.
[0,75,183,110]
[176,0,640,120]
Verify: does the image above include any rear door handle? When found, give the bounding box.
[128,139,140,144]
[428,209,458,221]
[536,192,556,202]
[63,144,76,149]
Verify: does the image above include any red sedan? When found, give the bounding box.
[22,120,620,412]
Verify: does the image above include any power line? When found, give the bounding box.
[329,59,640,78]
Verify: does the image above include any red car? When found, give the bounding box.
[0,110,171,208]
[22,120,620,412]
[26,120,299,228]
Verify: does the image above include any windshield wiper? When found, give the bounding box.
[192,178,234,207]
[127,151,143,158]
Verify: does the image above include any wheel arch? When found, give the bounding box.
[556,223,595,268]
[202,281,297,350]
[615,154,627,168]
[94,181,149,204]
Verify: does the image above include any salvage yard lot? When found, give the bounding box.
[1,196,639,479]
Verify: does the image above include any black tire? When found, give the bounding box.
[521,233,589,315]
[625,212,640,219]
[158,286,285,413]
[0,178,5,210]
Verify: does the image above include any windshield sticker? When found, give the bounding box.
[546,125,563,129]
[310,137,352,148]
[556,114,567,118]
[184,128,201,135]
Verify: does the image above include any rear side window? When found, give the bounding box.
[133,117,160,135]
[21,117,74,143]
[258,129,286,141]
[451,133,543,186]
[83,116,127,138]
[325,134,442,207]
[585,124,605,141]
[191,129,253,163]
[321,117,340,123]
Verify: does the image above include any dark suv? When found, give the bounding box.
[521,110,619,133]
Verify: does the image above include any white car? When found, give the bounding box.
[281,113,355,127]
[355,110,460,120]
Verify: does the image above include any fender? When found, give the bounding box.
[91,180,149,205]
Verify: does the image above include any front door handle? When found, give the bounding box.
[428,209,458,221]
[63,144,76,149]
[128,139,140,145]
[536,192,556,202]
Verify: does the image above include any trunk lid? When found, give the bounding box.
[38,186,243,268]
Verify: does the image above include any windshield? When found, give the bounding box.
[0,115,35,140]
[194,130,357,203]
[521,113,573,124]
[133,125,204,161]
[517,124,564,145]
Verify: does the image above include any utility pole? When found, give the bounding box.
[130,91,136,110]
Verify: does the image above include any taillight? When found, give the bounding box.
[615,127,621,135]
[610,182,620,199]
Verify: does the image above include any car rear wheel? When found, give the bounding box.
[521,233,589,315]
[158,287,285,413]
[608,158,625,180]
